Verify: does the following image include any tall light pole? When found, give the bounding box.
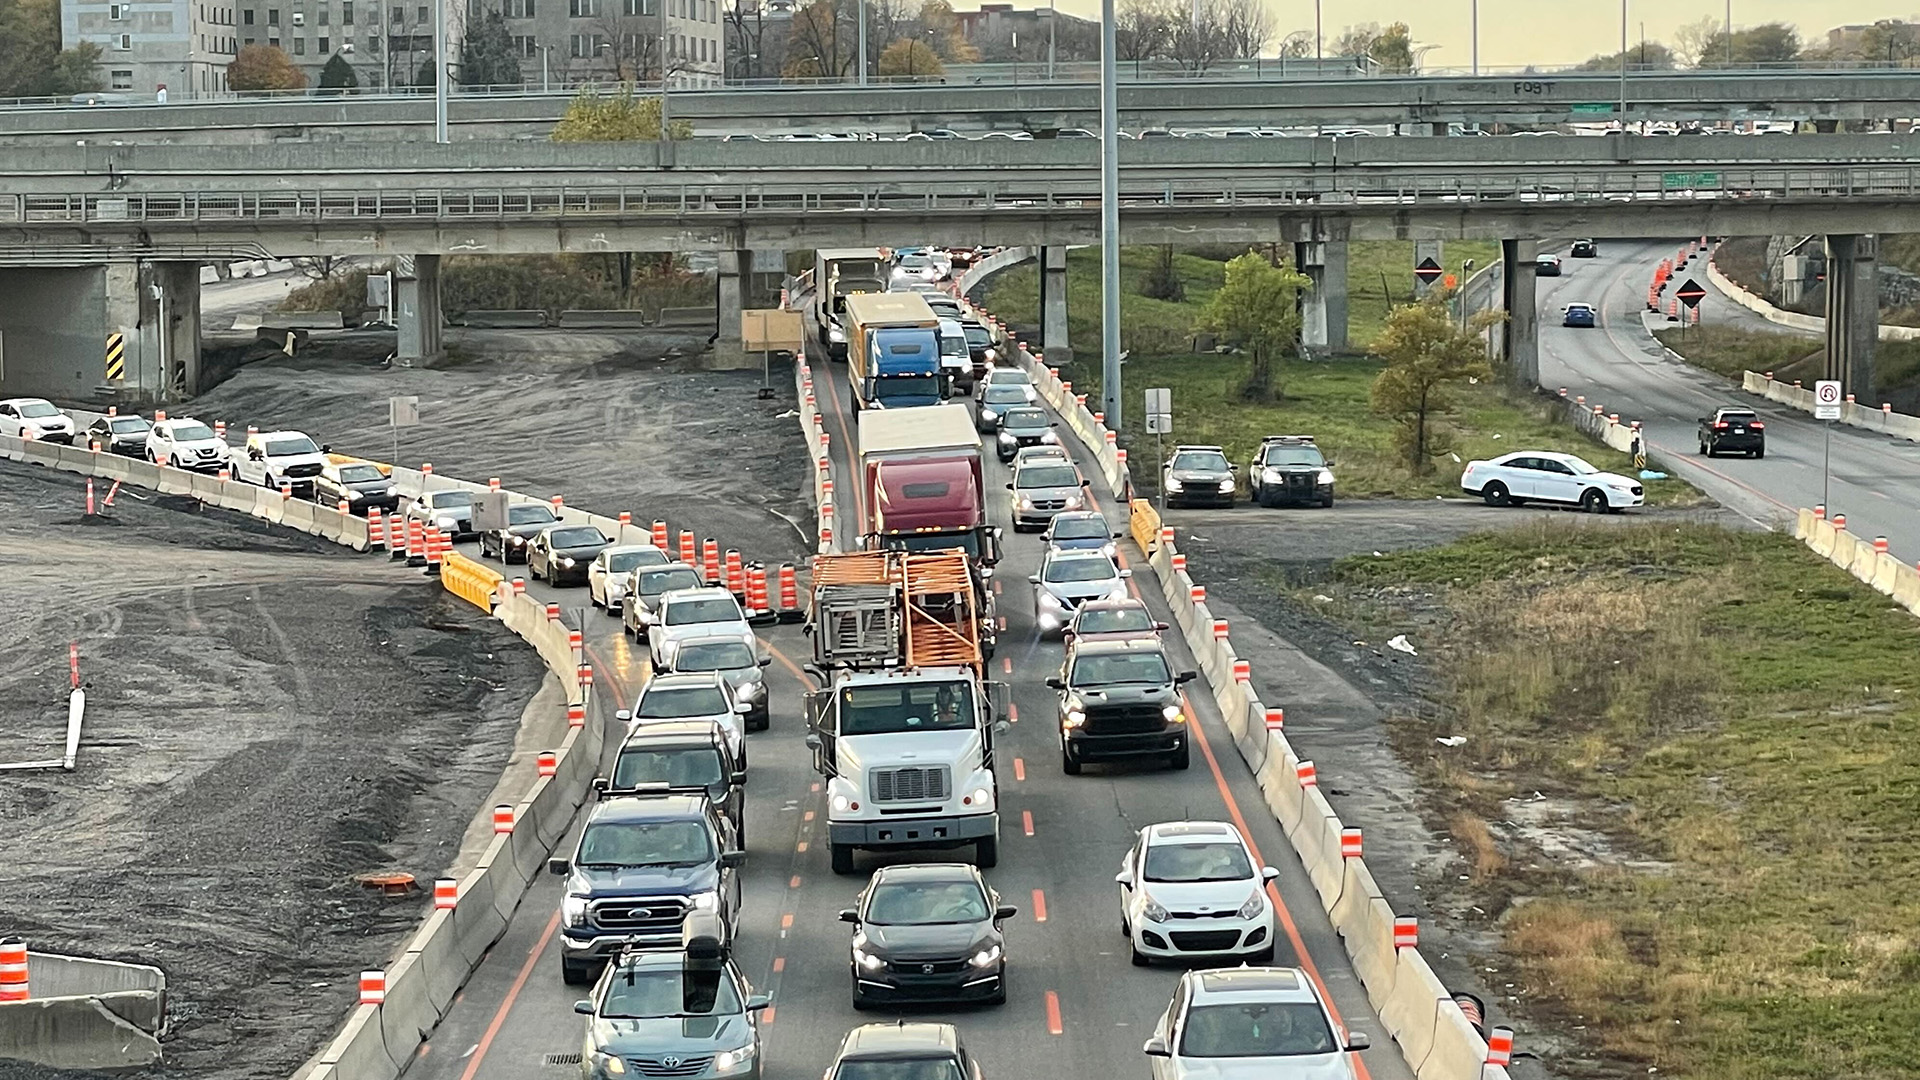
[857,0,868,84]
[1099,0,1121,429]
[1047,0,1056,80]
[1724,0,1733,65]
[660,0,671,132]
[1314,0,1321,64]
[1470,0,1478,75]
[1617,0,1627,128]
[539,43,554,91]
[432,0,447,142]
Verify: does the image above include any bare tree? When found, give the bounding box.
[1114,0,1173,61]
[1216,0,1272,59]
[1670,15,1720,67]
[1277,28,1312,57]
[1329,22,1379,60]
[724,0,783,79]
[783,0,856,78]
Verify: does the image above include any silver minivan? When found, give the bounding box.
[1008,459,1091,531]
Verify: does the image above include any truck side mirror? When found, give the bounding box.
[574,999,595,1015]
[590,777,610,796]
[1081,479,1091,486]
[995,904,1019,920]
[1006,482,1015,490]
[804,733,822,750]
[1175,671,1198,684]
[730,770,748,785]
[721,850,747,869]
[547,857,570,876]
[616,709,632,722]
[838,908,860,923]
[1044,676,1064,689]
[1119,569,1133,578]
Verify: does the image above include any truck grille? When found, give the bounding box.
[871,766,951,803]
[285,462,323,478]
[1085,704,1168,734]
[627,1054,713,1077]
[589,896,689,934]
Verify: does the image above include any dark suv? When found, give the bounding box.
[548,793,745,984]
[827,1022,985,1080]
[1247,435,1335,508]
[599,720,747,846]
[1048,637,1197,774]
[1698,407,1765,458]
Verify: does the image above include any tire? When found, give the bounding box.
[1482,481,1511,507]
[1061,744,1082,775]
[1580,488,1609,514]
[1754,447,1765,459]
[1130,943,1150,967]
[975,833,1000,869]
[560,957,595,986]
[1168,745,1190,771]
[830,843,856,875]
[1321,494,1335,509]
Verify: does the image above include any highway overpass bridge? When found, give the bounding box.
[0,134,1900,415]
[4,71,1920,145]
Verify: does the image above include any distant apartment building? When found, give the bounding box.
[63,0,238,97]
[229,0,467,90]
[952,3,1094,56]
[482,0,724,88]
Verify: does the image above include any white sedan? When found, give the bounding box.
[588,544,673,612]
[1118,821,1280,966]
[1460,450,1643,512]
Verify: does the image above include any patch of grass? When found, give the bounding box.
[1061,353,1696,503]
[1656,325,1920,406]
[1345,241,1499,347]
[1317,521,1920,1080]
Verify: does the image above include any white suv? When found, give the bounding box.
[1117,820,1280,966]
[648,587,755,670]
[145,417,230,472]
[1143,966,1369,1079]
[0,398,76,443]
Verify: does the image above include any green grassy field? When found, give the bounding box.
[1312,521,1920,1080]
[1654,324,1920,400]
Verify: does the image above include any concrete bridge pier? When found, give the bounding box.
[1039,245,1072,364]
[1824,233,1877,400]
[716,249,745,353]
[1501,238,1539,388]
[1294,240,1348,355]
[0,260,200,403]
[396,254,442,362]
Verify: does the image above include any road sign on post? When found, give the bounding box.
[1814,379,1843,420]
[389,394,419,467]
[1144,387,1171,433]
[1675,279,1707,309]
[1414,240,1444,297]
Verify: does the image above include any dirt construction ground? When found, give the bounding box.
[0,459,546,1080]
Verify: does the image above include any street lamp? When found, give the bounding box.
[539,43,555,91]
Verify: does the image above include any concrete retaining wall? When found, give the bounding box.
[1707,249,1920,342]
[459,309,550,328]
[555,309,650,329]
[1740,370,1920,443]
[0,952,167,1069]
[655,306,718,331]
[1794,509,1920,619]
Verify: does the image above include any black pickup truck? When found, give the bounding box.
[1698,407,1766,458]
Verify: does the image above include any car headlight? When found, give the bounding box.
[738,680,764,700]
[1063,495,1084,510]
[1218,479,1235,493]
[852,940,885,970]
[1018,496,1035,509]
[508,535,526,546]
[998,432,1016,444]
[1264,468,1284,481]
[559,556,576,568]
[588,1050,627,1075]
[1038,591,1062,608]
[714,1043,758,1071]
[435,516,457,529]
[1023,388,1038,402]
[1106,588,1130,603]
[347,488,365,500]
[562,894,588,927]
[1317,468,1335,485]
[981,408,999,422]
[1101,542,1116,558]
[969,944,1003,968]
[832,793,854,813]
[1041,431,1059,444]
[985,347,999,361]
[1064,709,1085,728]
[690,889,719,911]
[968,787,992,808]
[829,325,846,343]
[1238,890,1266,920]
[1165,478,1184,492]
[1162,705,1186,723]
[1141,897,1171,922]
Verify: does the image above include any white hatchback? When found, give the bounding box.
[1460,450,1644,513]
[1144,967,1369,1080]
[1118,821,1280,966]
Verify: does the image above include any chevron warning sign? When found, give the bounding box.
[105,332,126,381]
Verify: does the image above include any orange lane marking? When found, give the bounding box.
[1032,889,1048,922]
[1008,702,1019,723]
[1182,690,1375,1080]
[416,1042,430,1059]
[456,907,563,1080]
[790,875,802,888]
[1044,990,1064,1035]
[772,957,786,973]
[1022,810,1035,836]
[998,615,1007,631]
[582,642,632,712]
[763,1005,776,1025]
[781,913,795,929]
[1002,656,1012,674]
[811,782,821,793]
[797,840,809,853]
[804,810,816,822]
[1013,757,1026,781]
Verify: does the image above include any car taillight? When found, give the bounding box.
[1714,422,1728,429]
[1750,422,1764,429]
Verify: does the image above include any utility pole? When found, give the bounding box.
[1047,0,1056,80]
[660,0,671,133]
[433,0,447,143]
[1099,0,1121,429]
[857,0,868,85]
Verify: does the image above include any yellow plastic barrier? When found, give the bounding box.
[326,452,394,476]
[1130,498,1162,555]
[440,551,504,612]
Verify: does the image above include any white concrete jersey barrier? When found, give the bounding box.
[1707,250,1920,342]
[0,952,168,1070]
[1795,509,1920,619]
[1741,370,1920,443]
[959,282,1500,1080]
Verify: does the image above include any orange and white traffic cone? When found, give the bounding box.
[777,564,802,622]
[425,527,444,575]
[368,508,386,551]
[725,549,745,598]
[0,938,27,1002]
[652,520,669,550]
[406,518,426,566]
[678,529,697,565]
[702,539,721,585]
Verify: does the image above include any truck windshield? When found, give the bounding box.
[264,437,319,456]
[839,682,977,736]
[576,819,714,867]
[169,423,215,442]
[881,532,981,558]
[878,376,943,401]
[640,569,703,596]
[613,746,727,789]
[1071,651,1171,685]
[1261,446,1325,467]
[1016,465,1078,489]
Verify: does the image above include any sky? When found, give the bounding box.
[1002,0,1919,68]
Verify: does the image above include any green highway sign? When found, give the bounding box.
[1570,103,1615,115]
[1663,171,1722,188]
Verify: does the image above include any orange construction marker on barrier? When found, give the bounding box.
[1265,708,1284,730]
[1190,584,1206,603]
[217,468,231,482]
[488,477,501,491]
[1296,760,1318,787]
[214,420,227,439]
[1212,619,1229,640]
[551,494,564,510]
[1171,553,1186,572]
[492,805,514,834]
[1875,536,1890,554]
[1814,505,1826,519]
[619,511,632,527]
[537,751,558,778]
[578,664,594,691]
[0,937,27,1002]
[1159,526,1174,548]
[85,478,95,516]
[338,498,351,515]
[154,410,167,421]
[281,481,294,500]
[820,521,834,548]
[1232,659,1250,682]
[420,462,433,476]
[434,879,457,910]
[1487,1026,1514,1067]
[512,577,526,595]
[567,703,586,728]
[1340,828,1363,858]
[567,627,583,654]
[1834,514,1847,529]
[1393,916,1417,948]
[359,970,386,1005]
[545,602,561,621]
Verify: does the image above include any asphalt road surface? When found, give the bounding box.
[1536,239,1920,563]
[397,346,1414,1080]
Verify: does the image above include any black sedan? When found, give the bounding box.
[479,502,562,562]
[842,863,1015,1009]
[84,415,152,456]
[313,462,400,516]
[994,406,1057,462]
[528,524,615,586]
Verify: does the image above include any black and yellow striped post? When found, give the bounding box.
[104,332,126,382]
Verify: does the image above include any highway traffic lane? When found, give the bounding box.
[1537,240,1920,559]
[398,559,820,1080]
[798,357,1409,1080]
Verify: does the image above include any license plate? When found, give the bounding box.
[1732,427,1746,433]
